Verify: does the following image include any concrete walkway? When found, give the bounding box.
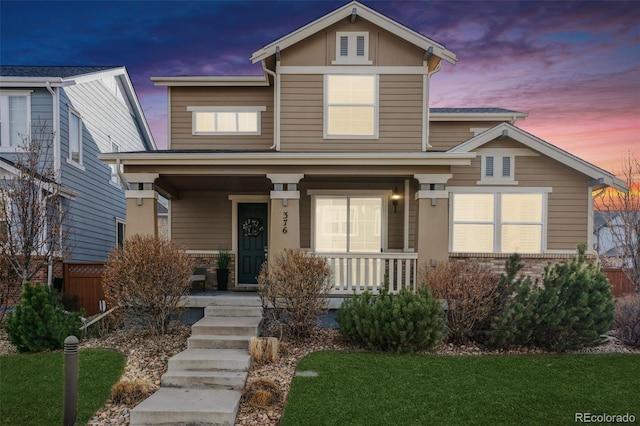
[130,294,262,426]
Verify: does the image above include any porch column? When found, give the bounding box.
[267,174,303,258]
[414,174,452,272]
[124,173,159,238]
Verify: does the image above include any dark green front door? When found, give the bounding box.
[237,203,268,284]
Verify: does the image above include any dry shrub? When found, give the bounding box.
[423,261,500,344]
[102,235,194,336]
[258,249,332,339]
[243,377,282,408]
[0,255,21,325]
[249,337,279,364]
[110,379,155,406]
[615,294,640,347]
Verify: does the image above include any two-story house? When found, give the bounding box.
[100,2,623,293]
[1,66,155,285]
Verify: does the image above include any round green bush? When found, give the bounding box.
[336,284,444,353]
[4,282,82,352]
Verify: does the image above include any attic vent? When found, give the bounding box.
[333,31,371,65]
[502,157,511,177]
[356,36,365,56]
[486,156,494,177]
[340,36,349,57]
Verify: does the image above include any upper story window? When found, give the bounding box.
[324,75,378,139]
[0,90,32,150]
[68,109,83,165]
[451,192,546,254]
[333,32,372,65]
[479,154,516,184]
[187,106,266,136]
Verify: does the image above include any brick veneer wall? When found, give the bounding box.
[187,253,236,290]
[449,252,597,283]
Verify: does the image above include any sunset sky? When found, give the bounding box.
[1,0,638,177]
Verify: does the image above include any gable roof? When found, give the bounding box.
[250,1,456,65]
[0,65,156,151]
[448,122,626,190]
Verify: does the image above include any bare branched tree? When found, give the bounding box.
[596,151,640,294]
[0,120,69,287]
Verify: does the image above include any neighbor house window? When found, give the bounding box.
[480,154,515,184]
[187,106,266,135]
[314,196,382,253]
[69,109,83,164]
[0,91,31,149]
[116,218,125,248]
[451,192,544,253]
[110,141,120,185]
[333,32,371,64]
[325,75,377,138]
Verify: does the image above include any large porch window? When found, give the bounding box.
[451,192,545,253]
[314,196,382,253]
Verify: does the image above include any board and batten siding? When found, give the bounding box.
[59,77,148,262]
[280,74,423,152]
[448,140,590,251]
[171,191,232,250]
[170,86,274,150]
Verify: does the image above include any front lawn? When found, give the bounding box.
[0,349,125,425]
[282,352,639,426]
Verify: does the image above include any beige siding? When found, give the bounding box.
[171,191,232,250]
[429,121,504,150]
[280,74,423,151]
[449,139,590,251]
[281,18,424,67]
[170,87,274,150]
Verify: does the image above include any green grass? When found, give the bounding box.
[0,349,125,425]
[282,352,639,426]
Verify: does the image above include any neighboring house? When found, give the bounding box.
[594,210,639,268]
[100,1,624,293]
[0,66,155,283]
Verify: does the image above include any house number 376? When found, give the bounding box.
[282,211,288,234]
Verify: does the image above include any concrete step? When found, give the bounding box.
[188,334,252,350]
[204,305,262,317]
[191,316,262,336]
[168,349,251,371]
[130,387,241,426]
[162,369,248,389]
[207,295,261,307]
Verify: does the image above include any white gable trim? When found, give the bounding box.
[448,122,625,189]
[250,1,456,65]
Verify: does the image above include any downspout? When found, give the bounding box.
[116,159,129,190]
[262,54,280,151]
[45,81,60,287]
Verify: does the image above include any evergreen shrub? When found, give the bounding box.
[336,282,443,352]
[529,248,615,351]
[4,282,82,352]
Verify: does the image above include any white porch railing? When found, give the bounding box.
[316,252,418,295]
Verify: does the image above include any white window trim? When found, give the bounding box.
[0,90,32,152]
[448,187,551,254]
[109,141,121,187]
[66,108,85,170]
[187,106,266,136]
[323,74,379,140]
[309,191,389,253]
[478,153,517,185]
[332,31,372,65]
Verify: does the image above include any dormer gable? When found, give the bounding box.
[251,1,456,69]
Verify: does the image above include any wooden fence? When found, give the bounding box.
[63,262,105,316]
[604,268,636,298]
